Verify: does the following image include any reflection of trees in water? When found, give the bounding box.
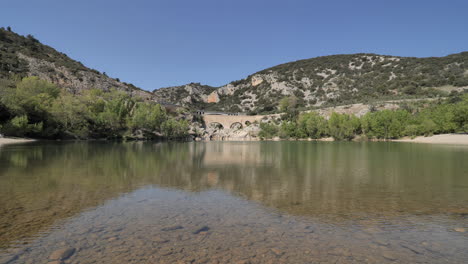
[0,142,467,248]
[201,142,468,218]
[0,142,204,248]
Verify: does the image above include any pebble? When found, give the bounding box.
[374,239,389,246]
[49,248,76,261]
[454,228,466,233]
[153,236,169,243]
[382,251,397,261]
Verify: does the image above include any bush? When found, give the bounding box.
[328,113,360,140]
[0,78,189,139]
[279,121,298,139]
[258,122,278,139]
[161,119,189,139]
[361,110,409,139]
[296,112,328,138]
[1,115,42,137]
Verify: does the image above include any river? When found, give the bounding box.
[0,141,467,263]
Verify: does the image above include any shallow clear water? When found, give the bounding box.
[0,141,467,263]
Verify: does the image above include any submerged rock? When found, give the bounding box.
[193,226,210,234]
[48,247,75,261]
[161,225,184,231]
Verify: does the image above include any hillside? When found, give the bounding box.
[0,27,154,100]
[0,28,190,140]
[153,52,468,113]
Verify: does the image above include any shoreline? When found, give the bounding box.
[393,134,468,145]
[0,137,36,145]
[258,134,468,145]
[1,134,468,146]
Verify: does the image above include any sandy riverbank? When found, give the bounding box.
[0,137,36,145]
[394,134,468,145]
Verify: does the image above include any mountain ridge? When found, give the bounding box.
[0,27,155,100]
[153,52,468,113]
[2,27,467,115]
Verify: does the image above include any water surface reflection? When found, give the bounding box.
[0,142,467,263]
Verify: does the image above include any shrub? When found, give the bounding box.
[258,122,278,139]
[1,115,42,137]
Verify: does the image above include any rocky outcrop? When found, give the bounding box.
[18,54,154,100]
[194,124,262,141]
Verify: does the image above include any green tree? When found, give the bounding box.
[1,115,42,137]
[49,93,90,138]
[279,95,299,121]
[362,110,410,139]
[161,118,189,139]
[452,95,468,132]
[296,112,328,138]
[328,113,360,140]
[128,103,167,132]
[279,121,298,139]
[258,122,279,139]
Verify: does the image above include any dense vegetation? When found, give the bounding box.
[0,77,189,140]
[259,93,468,140]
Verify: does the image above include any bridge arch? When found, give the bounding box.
[208,122,224,130]
[230,122,243,130]
[202,114,266,131]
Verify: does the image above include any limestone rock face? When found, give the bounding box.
[251,75,263,86]
[207,91,220,103]
[17,53,154,100]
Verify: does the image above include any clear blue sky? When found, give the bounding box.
[1,0,467,91]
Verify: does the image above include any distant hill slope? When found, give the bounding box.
[153,52,468,113]
[0,27,154,100]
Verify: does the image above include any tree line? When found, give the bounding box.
[0,77,189,140]
[259,94,468,140]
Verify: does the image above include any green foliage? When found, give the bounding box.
[279,121,298,139]
[1,115,43,137]
[279,95,300,121]
[258,122,279,139]
[2,77,60,118]
[296,112,328,138]
[279,96,297,112]
[0,77,189,140]
[92,90,135,136]
[452,96,468,131]
[419,119,437,136]
[128,103,167,132]
[328,113,361,140]
[49,93,91,138]
[259,95,468,141]
[161,119,189,139]
[361,110,410,139]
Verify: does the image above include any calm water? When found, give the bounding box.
[0,141,467,264]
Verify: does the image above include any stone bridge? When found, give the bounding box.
[201,114,265,129]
